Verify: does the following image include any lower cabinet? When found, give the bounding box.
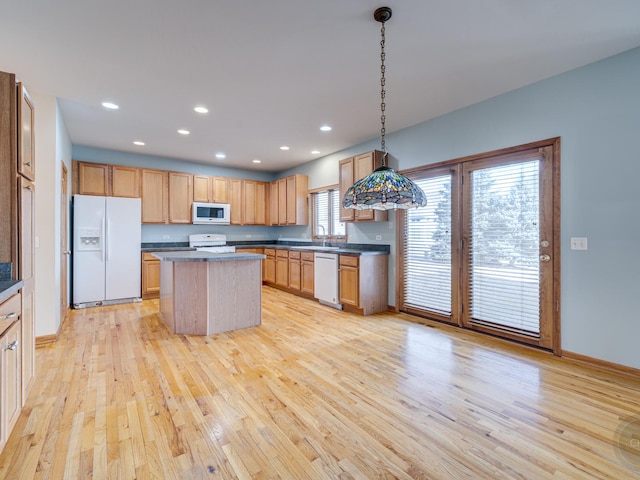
[301,252,314,296]
[142,252,161,299]
[288,251,301,291]
[275,250,289,288]
[339,254,389,315]
[263,249,276,283]
[0,293,22,451]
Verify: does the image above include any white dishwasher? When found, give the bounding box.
[314,252,343,310]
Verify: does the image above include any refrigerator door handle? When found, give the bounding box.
[105,216,110,262]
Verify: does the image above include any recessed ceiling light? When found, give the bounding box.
[252,159,261,164]
[320,125,332,132]
[215,153,226,159]
[280,146,290,151]
[194,106,208,114]
[102,102,119,110]
[133,141,145,146]
[311,150,320,154]
[178,129,190,135]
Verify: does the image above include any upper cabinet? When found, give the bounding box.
[193,175,229,203]
[74,162,140,198]
[141,169,167,224]
[271,174,308,226]
[339,150,388,223]
[17,83,35,181]
[243,180,267,225]
[167,172,193,224]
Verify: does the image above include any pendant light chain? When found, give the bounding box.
[380,20,387,165]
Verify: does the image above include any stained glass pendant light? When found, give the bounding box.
[343,7,427,211]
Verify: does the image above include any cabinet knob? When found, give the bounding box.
[23,185,33,191]
[0,312,16,320]
[5,341,18,351]
[23,161,31,167]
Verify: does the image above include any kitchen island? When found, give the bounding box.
[153,251,266,335]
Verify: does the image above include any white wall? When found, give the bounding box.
[31,91,71,337]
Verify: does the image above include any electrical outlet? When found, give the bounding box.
[376,235,382,240]
[162,235,170,240]
[245,234,252,238]
[570,237,588,250]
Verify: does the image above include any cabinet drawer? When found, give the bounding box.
[276,250,289,258]
[0,293,21,336]
[142,252,159,261]
[265,248,275,257]
[288,251,301,260]
[339,255,359,267]
[301,252,314,262]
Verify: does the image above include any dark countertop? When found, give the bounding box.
[142,241,389,256]
[0,280,23,304]
[152,251,266,262]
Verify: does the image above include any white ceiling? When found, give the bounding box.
[2,1,640,172]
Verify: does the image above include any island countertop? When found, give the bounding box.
[153,251,266,262]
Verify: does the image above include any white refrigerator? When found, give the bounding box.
[72,195,141,308]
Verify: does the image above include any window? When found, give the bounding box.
[312,188,345,238]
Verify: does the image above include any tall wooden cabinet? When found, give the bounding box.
[271,174,308,225]
[339,150,388,222]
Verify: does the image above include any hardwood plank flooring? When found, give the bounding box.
[1,286,639,479]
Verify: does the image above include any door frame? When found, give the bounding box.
[397,137,561,355]
[60,161,69,325]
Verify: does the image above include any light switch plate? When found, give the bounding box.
[375,235,382,240]
[570,237,588,250]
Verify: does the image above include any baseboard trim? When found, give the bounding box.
[562,350,640,377]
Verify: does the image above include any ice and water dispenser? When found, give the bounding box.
[76,227,102,251]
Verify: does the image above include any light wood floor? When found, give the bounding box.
[1,286,639,479]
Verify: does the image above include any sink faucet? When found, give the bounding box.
[318,224,327,246]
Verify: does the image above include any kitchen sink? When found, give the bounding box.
[290,246,340,251]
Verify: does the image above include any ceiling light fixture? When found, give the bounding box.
[320,125,332,132]
[133,141,145,146]
[101,101,119,110]
[343,7,427,211]
[194,106,208,114]
[311,150,320,155]
[280,146,290,151]
[215,153,226,159]
[178,129,190,135]
[252,159,261,164]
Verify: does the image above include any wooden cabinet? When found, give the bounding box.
[275,250,289,288]
[75,162,140,197]
[18,177,35,400]
[243,180,267,225]
[264,248,276,284]
[271,174,308,226]
[339,254,388,315]
[193,175,228,203]
[17,83,35,181]
[111,165,140,197]
[301,252,314,296]
[339,151,388,223]
[288,251,301,291]
[168,172,193,224]
[228,178,243,225]
[0,294,22,450]
[78,162,109,196]
[141,169,167,223]
[142,252,161,299]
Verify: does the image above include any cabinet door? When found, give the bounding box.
[270,181,279,226]
[301,260,314,295]
[141,169,167,223]
[21,290,35,401]
[168,172,193,224]
[354,153,375,221]
[18,177,34,284]
[212,177,228,203]
[289,258,301,291]
[243,181,257,224]
[339,158,355,222]
[111,166,140,198]
[228,179,243,225]
[277,178,287,225]
[275,254,289,287]
[255,182,267,225]
[264,255,276,284]
[142,255,160,299]
[193,175,211,202]
[17,83,35,181]
[78,162,109,196]
[339,265,359,306]
[1,320,22,444]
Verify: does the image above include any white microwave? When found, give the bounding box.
[192,202,231,225]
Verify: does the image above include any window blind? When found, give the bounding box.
[469,161,540,335]
[403,175,452,315]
